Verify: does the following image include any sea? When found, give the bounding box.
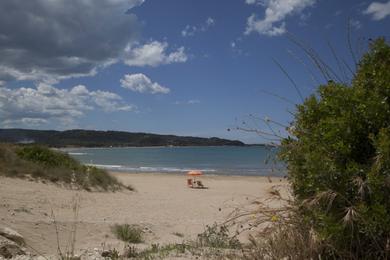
[64,146,285,177]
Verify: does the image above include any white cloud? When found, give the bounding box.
[120,73,170,94]
[230,37,245,54]
[188,100,200,104]
[364,1,390,20]
[124,41,187,67]
[181,17,216,37]
[0,1,190,86]
[181,26,196,37]
[90,90,135,112]
[350,19,362,30]
[0,84,134,127]
[0,0,144,84]
[245,0,265,5]
[206,17,215,26]
[245,0,315,36]
[174,100,200,105]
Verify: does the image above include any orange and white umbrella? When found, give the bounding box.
[187,170,203,176]
[187,170,203,182]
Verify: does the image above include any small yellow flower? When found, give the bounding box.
[271,215,279,222]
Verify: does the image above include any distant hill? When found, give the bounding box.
[0,129,245,147]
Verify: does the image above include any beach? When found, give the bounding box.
[0,172,288,257]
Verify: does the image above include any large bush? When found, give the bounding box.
[280,38,390,258]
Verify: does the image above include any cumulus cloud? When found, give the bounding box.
[0,0,144,84]
[120,73,170,94]
[245,0,315,36]
[364,1,390,20]
[123,41,187,67]
[181,17,215,37]
[0,84,134,127]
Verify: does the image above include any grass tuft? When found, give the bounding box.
[111,224,143,244]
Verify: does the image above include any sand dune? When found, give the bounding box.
[0,172,288,257]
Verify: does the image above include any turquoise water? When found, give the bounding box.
[65,146,285,176]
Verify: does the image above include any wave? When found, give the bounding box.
[86,164,217,173]
[138,166,216,172]
[83,164,286,177]
[68,152,88,155]
[86,164,122,169]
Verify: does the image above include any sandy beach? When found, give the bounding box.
[0,172,288,257]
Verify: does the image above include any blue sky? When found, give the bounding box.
[0,0,389,143]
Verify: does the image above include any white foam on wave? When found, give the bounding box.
[86,164,123,169]
[86,164,217,173]
[68,152,88,155]
[137,166,216,172]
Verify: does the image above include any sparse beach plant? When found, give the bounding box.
[197,223,241,249]
[112,224,143,244]
[123,243,190,259]
[122,245,138,258]
[51,195,81,260]
[101,248,120,259]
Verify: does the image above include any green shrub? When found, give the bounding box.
[280,38,390,259]
[80,165,122,191]
[111,224,143,243]
[16,145,79,169]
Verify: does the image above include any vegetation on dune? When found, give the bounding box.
[108,223,244,259]
[0,144,131,191]
[278,38,390,258]
[196,223,241,250]
[124,243,188,259]
[111,224,144,244]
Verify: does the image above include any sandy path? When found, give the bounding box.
[0,172,288,256]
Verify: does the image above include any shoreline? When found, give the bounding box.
[59,144,272,150]
[110,170,287,179]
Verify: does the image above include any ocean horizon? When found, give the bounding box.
[64,146,285,177]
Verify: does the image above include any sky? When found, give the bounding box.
[0,0,389,144]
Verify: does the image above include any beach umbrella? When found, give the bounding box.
[187,170,203,183]
[187,170,203,176]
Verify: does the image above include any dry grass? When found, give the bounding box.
[221,185,333,259]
